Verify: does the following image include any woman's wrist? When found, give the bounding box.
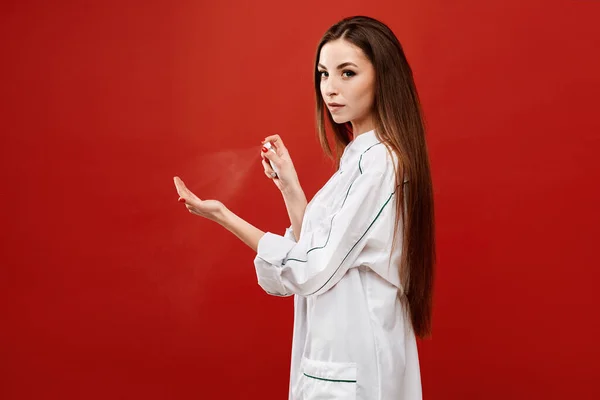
[281,183,305,201]
[215,205,265,251]
[214,204,231,226]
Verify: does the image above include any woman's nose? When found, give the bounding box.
[323,78,339,97]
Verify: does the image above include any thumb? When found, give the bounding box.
[263,145,282,164]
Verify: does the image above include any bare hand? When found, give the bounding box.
[261,134,301,194]
[173,176,225,222]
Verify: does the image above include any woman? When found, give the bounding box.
[174,15,435,400]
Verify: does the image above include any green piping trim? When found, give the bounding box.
[303,373,356,383]
[282,143,396,295]
[284,180,354,264]
[283,143,380,264]
[358,142,381,174]
[307,190,395,295]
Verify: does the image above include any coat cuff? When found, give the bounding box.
[254,232,296,296]
[256,232,295,265]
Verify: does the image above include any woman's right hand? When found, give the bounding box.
[261,134,301,194]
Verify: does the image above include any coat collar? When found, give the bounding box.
[342,129,380,161]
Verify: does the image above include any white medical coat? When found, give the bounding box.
[254,130,421,400]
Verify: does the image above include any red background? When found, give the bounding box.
[1,1,599,399]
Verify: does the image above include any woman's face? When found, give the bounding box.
[318,38,376,133]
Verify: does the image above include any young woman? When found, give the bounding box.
[174,15,435,400]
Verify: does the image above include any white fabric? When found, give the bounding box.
[254,129,421,400]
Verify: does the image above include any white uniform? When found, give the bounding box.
[254,129,421,400]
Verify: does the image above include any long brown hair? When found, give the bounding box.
[314,16,436,338]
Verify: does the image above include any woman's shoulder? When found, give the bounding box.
[359,142,399,175]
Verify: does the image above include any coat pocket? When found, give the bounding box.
[301,356,357,400]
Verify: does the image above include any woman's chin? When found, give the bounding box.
[331,115,350,124]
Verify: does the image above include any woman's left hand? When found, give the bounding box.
[173,176,226,222]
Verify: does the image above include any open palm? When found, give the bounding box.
[173,176,224,221]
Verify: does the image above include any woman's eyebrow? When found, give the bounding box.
[317,62,359,70]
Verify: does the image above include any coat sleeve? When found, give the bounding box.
[253,147,398,297]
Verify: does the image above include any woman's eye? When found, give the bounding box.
[342,70,356,78]
[319,71,328,78]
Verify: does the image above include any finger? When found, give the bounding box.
[262,134,286,151]
[266,137,285,152]
[186,203,203,216]
[177,186,190,199]
[176,178,195,197]
[262,146,281,164]
[262,134,281,144]
[175,185,184,198]
[264,169,276,179]
[261,159,274,174]
[175,178,201,202]
[261,160,276,179]
[174,176,188,196]
[261,147,272,161]
[174,176,185,188]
